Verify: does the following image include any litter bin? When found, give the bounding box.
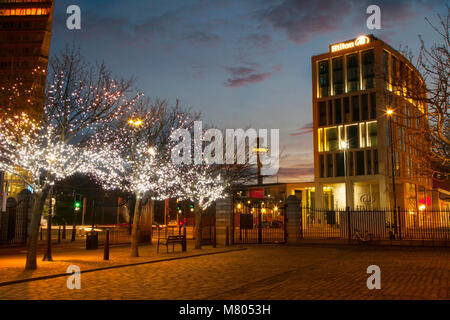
[86,231,98,250]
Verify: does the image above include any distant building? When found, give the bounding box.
[0,0,54,199]
[311,35,432,210]
[0,0,54,117]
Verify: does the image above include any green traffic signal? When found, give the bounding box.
[74,201,81,208]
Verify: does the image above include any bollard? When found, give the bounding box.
[40,227,43,241]
[212,225,216,248]
[58,225,61,244]
[104,229,110,260]
[225,226,229,247]
[62,223,66,240]
[347,206,351,242]
[71,224,76,242]
[182,227,187,252]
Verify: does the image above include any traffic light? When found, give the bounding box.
[74,201,81,209]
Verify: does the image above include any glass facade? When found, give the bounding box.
[346,54,359,92]
[318,60,329,98]
[332,57,344,95]
[362,50,374,90]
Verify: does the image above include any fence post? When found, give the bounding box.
[347,206,351,242]
[62,223,66,240]
[40,226,43,241]
[397,206,402,241]
[104,229,110,260]
[182,227,187,252]
[225,226,229,246]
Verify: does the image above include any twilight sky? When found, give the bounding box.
[50,0,447,183]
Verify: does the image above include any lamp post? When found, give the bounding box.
[387,109,398,233]
[42,185,55,261]
[341,141,349,208]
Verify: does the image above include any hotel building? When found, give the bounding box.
[0,0,54,198]
[311,35,432,210]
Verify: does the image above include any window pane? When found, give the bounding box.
[332,57,344,95]
[319,102,326,126]
[336,153,345,177]
[325,127,338,151]
[362,94,369,120]
[367,121,378,147]
[327,154,333,177]
[352,95,360,122]
[335,99,342,124]
[347,124,358,149]
[370,92,376,119]
[347,54,359,92]
[356,151,365,175]
[320,155,325,178]
[362,50,374,89]
[318,60,330,98]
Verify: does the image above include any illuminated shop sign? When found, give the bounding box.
[330,35,371,53]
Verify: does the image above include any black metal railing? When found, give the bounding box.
[300,207,450,243]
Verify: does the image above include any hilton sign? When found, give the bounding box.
[330,35,371,53]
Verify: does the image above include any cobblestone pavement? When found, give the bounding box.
[0,245,448,300]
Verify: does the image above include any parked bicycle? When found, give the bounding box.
[353,228,374,244]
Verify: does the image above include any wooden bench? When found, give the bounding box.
[158,234,186,253]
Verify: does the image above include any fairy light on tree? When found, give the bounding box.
[176,163,226,249]
[86,101,197,257]
[0,46,139,270]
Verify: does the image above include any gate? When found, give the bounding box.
[233,199,285,244]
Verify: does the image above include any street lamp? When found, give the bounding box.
[386,109,397,209]
[386,108,398,235]
[341,141,349,208]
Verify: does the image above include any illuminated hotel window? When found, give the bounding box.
[359,123,366,148]
[318,60,330,98]
[362,50,375,89]
[324,127,338,151]
[346,54,359,92]
[0,8,49,16]
[351,95,360,121]
[318,128,323,152]
[367,121,378,147]
[332,57,344,95]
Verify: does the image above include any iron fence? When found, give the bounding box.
[300,207,450,243]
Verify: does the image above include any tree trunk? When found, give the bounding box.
[130,197,142,257]
[194,199,202,249]
[25,188,50,270]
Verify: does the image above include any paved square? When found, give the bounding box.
[0,245,448,300]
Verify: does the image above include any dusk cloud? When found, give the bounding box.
[225,65,282,88]
[290,122,313,136]
[258,0,442,44]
